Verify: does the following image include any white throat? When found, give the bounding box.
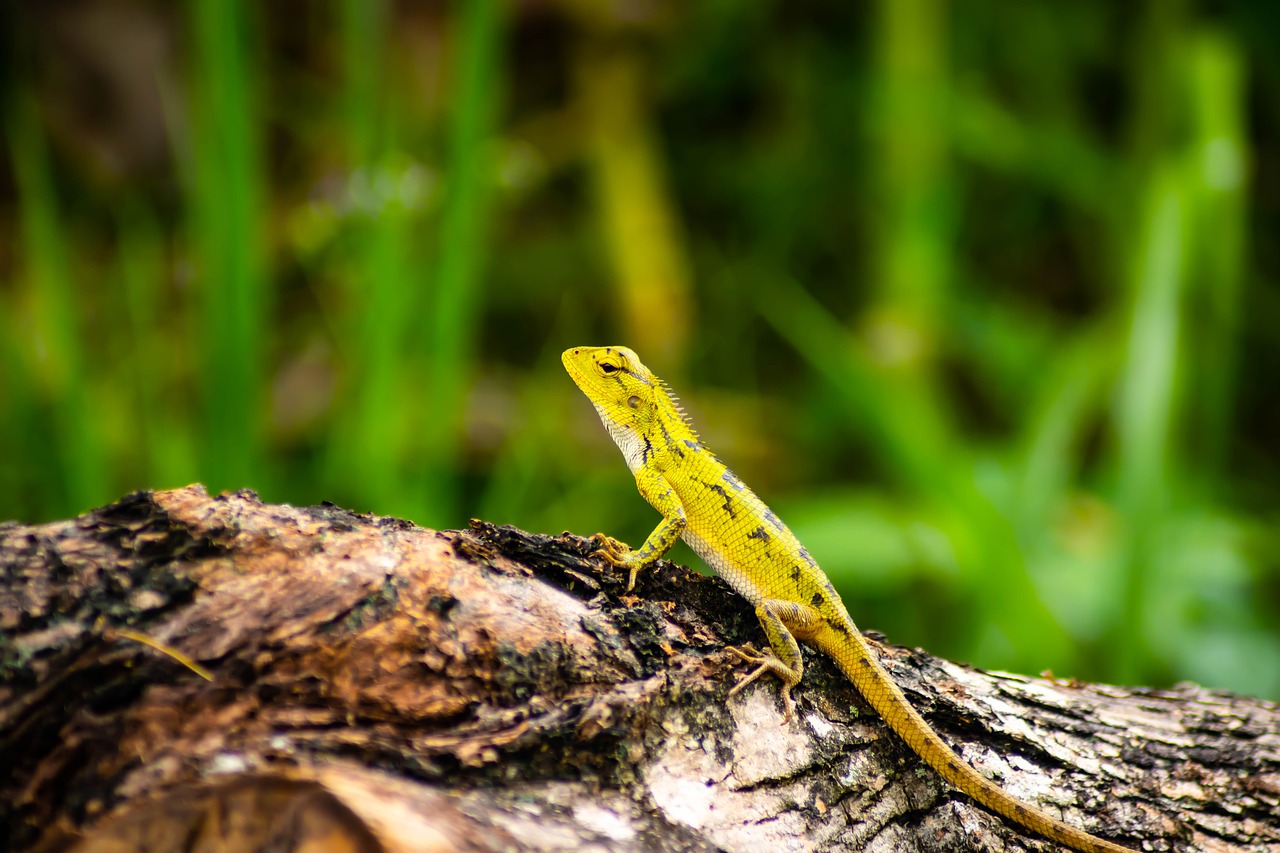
[594,404,645,473]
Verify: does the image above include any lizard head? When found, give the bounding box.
[562,346,669,470]
[562,345,658,421]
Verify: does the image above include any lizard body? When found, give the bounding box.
[562,345,1131,853]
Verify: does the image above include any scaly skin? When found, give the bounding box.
[563,345,1132,853]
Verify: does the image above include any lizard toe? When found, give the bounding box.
[725,644,766,665]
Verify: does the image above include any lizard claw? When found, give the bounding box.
[591,533,630,564]
[591,534,644,591]
[725,644,772,696]
[725,645,797,723]
[724,644,765,667]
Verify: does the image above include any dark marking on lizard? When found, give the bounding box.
[706,483,735,518]
[747,526,771,543]
[721,470,747,492]
[616,365,653,386]
[659,420,683,458]
[762,507,788,534]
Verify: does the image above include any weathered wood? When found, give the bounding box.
[1,486,1276,852]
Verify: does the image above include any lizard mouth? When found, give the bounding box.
[562,347,599,391]
[561,348,585,385]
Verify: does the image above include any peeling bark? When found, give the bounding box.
[1,485,1276,852]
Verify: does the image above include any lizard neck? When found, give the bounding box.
[603,380,700,474]
[645,396,700,467]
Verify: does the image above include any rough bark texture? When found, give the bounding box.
[1,485,1277,853]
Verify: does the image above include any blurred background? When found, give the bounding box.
[2,1,1277,699]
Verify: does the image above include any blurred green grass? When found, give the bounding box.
[2,1,1277,699]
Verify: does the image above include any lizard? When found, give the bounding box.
[562,345,1133,853]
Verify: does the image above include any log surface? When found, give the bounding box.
[1,486,1277,852]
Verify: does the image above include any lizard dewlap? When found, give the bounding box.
[562,345,1132,853]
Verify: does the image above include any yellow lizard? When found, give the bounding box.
[562,345,1132,853]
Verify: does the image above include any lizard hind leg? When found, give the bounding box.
[726,599,821,722]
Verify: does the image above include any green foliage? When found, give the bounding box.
[2,1,1276,698]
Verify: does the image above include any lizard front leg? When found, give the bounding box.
[595,467,687,591]
[727,599,823,722]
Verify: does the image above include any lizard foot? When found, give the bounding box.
[590,534,645,592]
[725,645,797,723]
[591,533,631,564]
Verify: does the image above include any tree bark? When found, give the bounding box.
[1,485,1276,853]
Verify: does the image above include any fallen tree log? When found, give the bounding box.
[1,485,1276,852]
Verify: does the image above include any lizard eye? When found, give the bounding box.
[600,363,619,375]
[627,395,640,409]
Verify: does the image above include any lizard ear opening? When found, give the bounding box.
[627,395,641,409]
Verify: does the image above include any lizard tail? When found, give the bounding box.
[824,625,1132,853]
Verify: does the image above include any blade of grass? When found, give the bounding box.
[189,0,267,495]
[322,0,419,513]
[341,177,415,511]
[577,34,693,364]
[1110,164,1187,683]
[419,0,503,523]
[1185,30,1246,486]
[7,100,106,515]
[872,0,949,331]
